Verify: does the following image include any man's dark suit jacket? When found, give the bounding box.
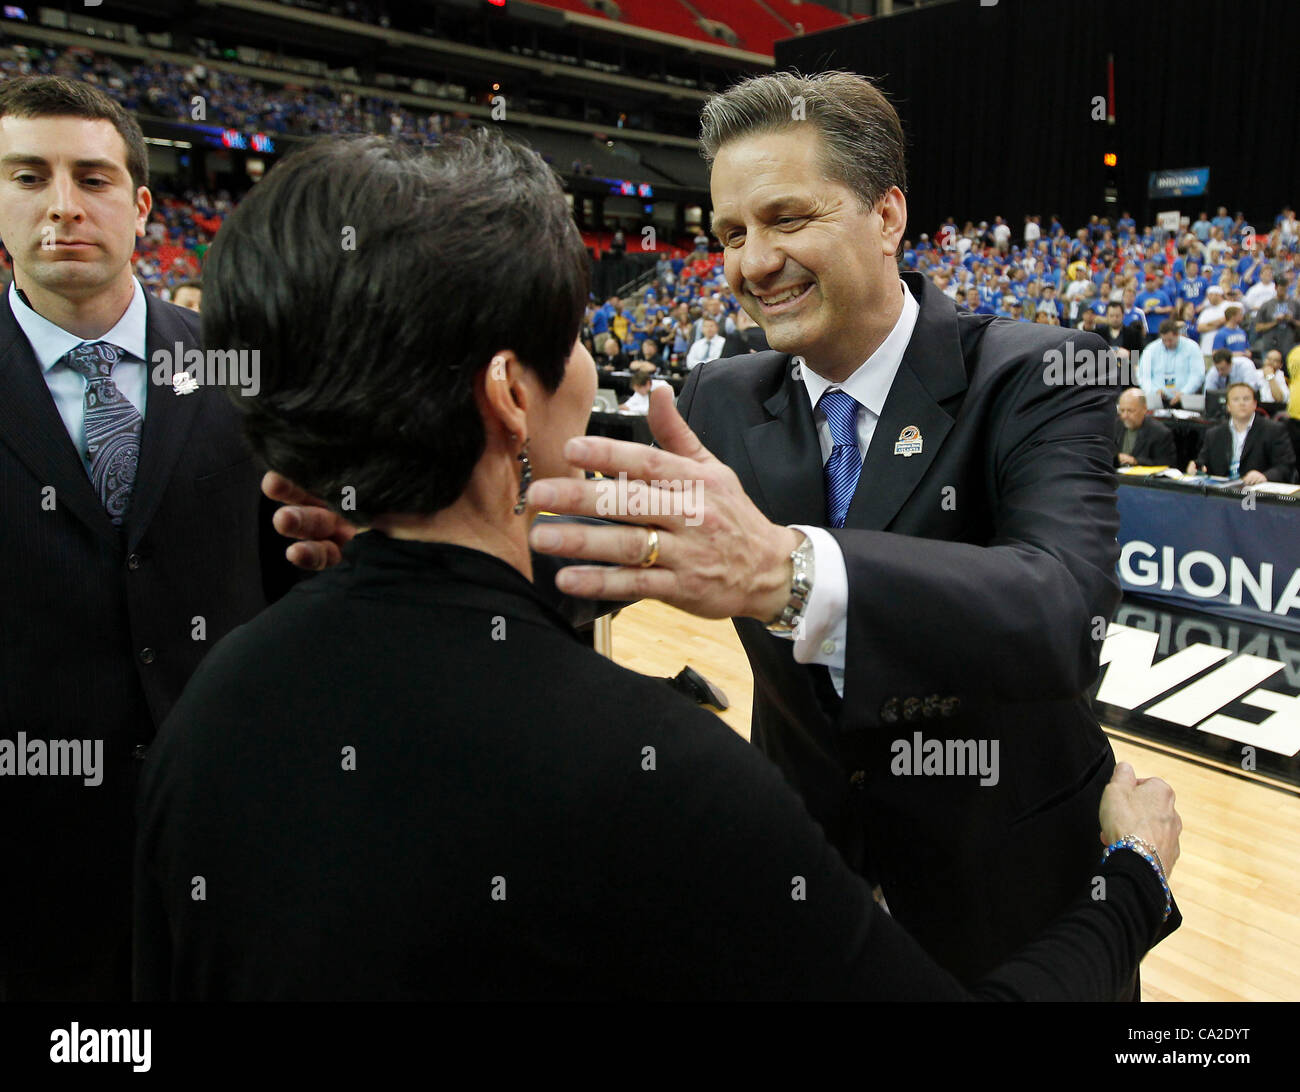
[676,271,1124,983]
[1195,417,1298,481]
[723,327,770,357]
[0,289,295,995]
[1113,417,1177,467]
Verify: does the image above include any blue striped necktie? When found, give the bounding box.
[820,388,862,528]
[60,341,142,526]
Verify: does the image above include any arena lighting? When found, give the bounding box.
[599,177,654,198]
[200,127,275,154]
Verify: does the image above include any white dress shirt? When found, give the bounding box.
[619,378,670,415]
[1230,415,1253,477]
[685,335,725,369]
[1257,366,1289,404]
[787,279,921,698]
[11,279,149,461]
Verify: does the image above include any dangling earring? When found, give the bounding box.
[513,436,532,515]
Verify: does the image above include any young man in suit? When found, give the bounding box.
[1114,387,1177,467]
[1188,382,1297,483]
[0,76,294,1000]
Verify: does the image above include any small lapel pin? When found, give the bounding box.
[791,355,804,379]
[172,371,199,396]
[893,425,923,457]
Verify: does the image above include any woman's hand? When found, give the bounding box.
[1098,762,1182,879]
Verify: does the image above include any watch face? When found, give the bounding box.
[795,536,816,571]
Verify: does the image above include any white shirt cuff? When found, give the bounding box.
[788,525,848,683]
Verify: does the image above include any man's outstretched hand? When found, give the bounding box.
[263,387,800,621]
[263,471,359,570]
[526,386,800,622]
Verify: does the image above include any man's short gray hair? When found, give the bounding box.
[699,70,907,211]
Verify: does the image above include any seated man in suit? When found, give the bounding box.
[684,317,726,369]
[0,75,294,1000]
[136,131,1181,1001]
[1114,387,1176,467]
[593,334,625,373]
[1188,382,1298,483]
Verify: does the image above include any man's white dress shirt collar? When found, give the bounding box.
[10,278,149,372]
[795,279,920,417]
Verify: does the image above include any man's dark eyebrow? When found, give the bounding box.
[712,196,808,237]
[0,154,122,172]
[73,158,123,172]
[0,153,49,168]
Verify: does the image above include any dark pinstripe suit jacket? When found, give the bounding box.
[0,289,295,981]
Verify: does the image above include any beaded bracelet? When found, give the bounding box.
[1121,834,1166,878]
[1102,836,1172,923]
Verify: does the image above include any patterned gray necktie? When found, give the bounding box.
[60,341,141,526]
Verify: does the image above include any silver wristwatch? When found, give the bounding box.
[765,533,815,639]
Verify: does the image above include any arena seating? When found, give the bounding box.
[763,0,855,33]
[530,0,852,49]
[688,0,794,54]
[605,0,719,45]
[522,0,608,15]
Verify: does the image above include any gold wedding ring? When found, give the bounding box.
[638,528,660,568]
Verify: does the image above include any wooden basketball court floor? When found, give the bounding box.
[610,600,1300,1002]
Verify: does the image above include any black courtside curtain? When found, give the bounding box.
[776,0,1298,237]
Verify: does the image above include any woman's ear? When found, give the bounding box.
[477,351,528,443]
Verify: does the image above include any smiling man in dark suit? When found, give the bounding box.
[518,71,1132,987]
[0,76,294,1000]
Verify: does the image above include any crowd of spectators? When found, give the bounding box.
[905,207,1300,426]
[909,207,1299,346]
[0,39,459,145]
[581,253,758,379]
